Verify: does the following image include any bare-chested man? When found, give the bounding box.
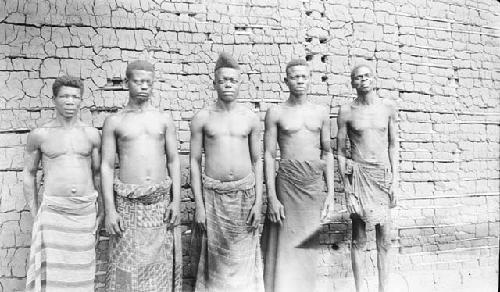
[23,76,102,291]
[190,53,264,292]
[337,65,398,292]
[262,59,335,292]
[101,60,182,291]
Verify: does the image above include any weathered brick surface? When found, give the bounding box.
[1,0,499,291]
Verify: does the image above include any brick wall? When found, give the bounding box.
[0,0,499,291]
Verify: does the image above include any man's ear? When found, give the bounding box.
[123,78,128,89]
[284,77,288,83]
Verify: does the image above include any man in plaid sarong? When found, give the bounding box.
[101,60,182,291]
[190,53,264,292]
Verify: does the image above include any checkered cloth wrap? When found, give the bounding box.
[105,177,182,292]
[193,173,264,292]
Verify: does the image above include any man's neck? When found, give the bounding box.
[287,93,307,105]
[215,98,237,112]
[126,97,151,111]
[55,114,78,128]
[356,90,377,105]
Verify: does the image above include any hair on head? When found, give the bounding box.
[214,52,240,72]
[350,64,374,79]
[52,75,84,97]
[126,60,154,78]
[285,59,308,75]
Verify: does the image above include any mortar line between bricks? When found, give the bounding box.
[401,192,500,200]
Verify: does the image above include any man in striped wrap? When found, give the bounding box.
[101,60,182,291]
[23,75,103,291]
[190,52,264,292]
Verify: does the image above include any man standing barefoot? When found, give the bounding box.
[23,76,102,291]
[101,60,182,291]
[190,53,264,292]
[262,59,335,292]
[337,64,398,292]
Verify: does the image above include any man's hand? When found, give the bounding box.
[165,201,181,227]
[247,202,262,230]
[195,205,207,231]
[320,195,335,222]
[105,209,124,235]
[267,197,285,224]
[95,210,105,243]
[389,183,398,208]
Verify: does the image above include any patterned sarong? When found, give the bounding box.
[262,159,327,292]
[193,173,264,292]
[25,191,98,292]
[105,177,182,292]
[347,159,392,225]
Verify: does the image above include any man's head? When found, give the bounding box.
[214,52,241,102]
[284,59,310,97]
[52,75,84,119]
[351,64,375,93]
[126,60,155,100]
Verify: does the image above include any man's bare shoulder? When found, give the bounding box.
[102,112,124,129]
[338,102,354,118]
[30,120,61,140]
[191,107,210,127]
[312,103,330,118]
[265,104,283,120]
[382,98,397,113]
[235,104,258,117]
[80,123,100,144]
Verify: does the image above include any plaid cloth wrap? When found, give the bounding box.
[193,173,264,292]
[105,177,182,292]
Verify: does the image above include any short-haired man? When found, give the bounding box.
[190,53,264,291]
[262,59,335,292]
[101,60,182,291]
[337,64,398,292]
[23,75,102,291]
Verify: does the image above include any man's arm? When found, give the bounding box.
[336,105,351,192]
[247,112,263,229]
[264,107,285,224]
[190,110,206,230]
[387,101,399,208]
[89,128,104,233]
[164,112,181,226]
[320,106,335,220]
[101,115,122,235]
[22,129,42,216]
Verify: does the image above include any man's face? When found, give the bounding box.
[214,67,241,102]
[285,65,310,96]
[351,66,374,93]
[53,86,82,118]
[127,70,154,100]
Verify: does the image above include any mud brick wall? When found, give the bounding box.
[1,0,499,291]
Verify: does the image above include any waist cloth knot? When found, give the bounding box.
[347,159,392,225]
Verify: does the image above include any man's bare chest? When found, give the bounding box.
[116,116,165,141]
[41,130,92,158]
[204,116,251,139]
[278,110,322,134]
[348,108,389,133]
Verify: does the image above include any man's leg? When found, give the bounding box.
[375,223,391,292]
[351,215,367,292]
